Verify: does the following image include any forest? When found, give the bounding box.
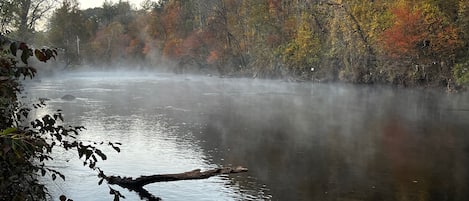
[2,0,469,88]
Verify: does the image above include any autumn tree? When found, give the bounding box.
[89,22,131,65]
[65,0,140,66]
[201,0,248,74]
[124,13,150,66]
[380,2,462,85]
[280,13,321,80]
[319,0,390,83]
[37,0,469,87]
[236,0,283,78]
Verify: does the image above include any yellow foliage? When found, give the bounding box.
[281,14,320,70]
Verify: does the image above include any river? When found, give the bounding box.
[24,71,469,201]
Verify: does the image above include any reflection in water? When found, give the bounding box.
[24,72,469,201]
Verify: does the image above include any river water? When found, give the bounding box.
[24,71,469,201]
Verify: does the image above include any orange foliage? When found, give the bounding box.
[381,6,426,59]
[142,41,154,55]
[431,26,461,56]
[380,4,462,62]
[180,28,223,64]
[126,39,139,55]
[162,38,182,59]
[206,50,219,64]
[181,30,205,56]
[268,0,281,14]
[161,1,183,38]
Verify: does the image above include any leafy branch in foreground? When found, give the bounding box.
[0,34,121,200]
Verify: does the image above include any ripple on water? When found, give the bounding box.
[33,72,469,201]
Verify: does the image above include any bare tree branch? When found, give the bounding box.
[99,166,248,201]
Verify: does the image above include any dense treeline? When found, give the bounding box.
[3,0,469,87]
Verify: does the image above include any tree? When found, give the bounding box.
[10,0,58,42]
[90,21,131,65]
[453,0,469,88]
[0,0,18,34]
[36,0,469,87]
[320,0,388,83]
[280,13,321,79]
[99,166,247,201]
[380,2,462,85]
[48,0,88,66]
[234,0,283,78]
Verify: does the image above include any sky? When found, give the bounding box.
[78,0,146,9]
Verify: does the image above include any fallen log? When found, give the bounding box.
[99,166,248,201]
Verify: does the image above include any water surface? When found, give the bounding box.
[25,71,469,201]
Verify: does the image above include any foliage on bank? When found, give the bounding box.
[3,0,469,88]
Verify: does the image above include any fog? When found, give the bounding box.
[24,71,469,200]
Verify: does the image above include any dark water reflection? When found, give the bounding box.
[25,72,469,201]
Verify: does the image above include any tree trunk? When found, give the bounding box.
[18,0,31,41]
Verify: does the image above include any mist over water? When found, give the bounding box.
[24,71,469,201]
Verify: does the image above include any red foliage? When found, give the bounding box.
[178,28,223,64]
[381,6,426,59]
[380,5,462,62]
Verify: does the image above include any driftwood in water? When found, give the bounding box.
[99,166,248,201]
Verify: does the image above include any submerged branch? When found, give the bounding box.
[100,166,248,201]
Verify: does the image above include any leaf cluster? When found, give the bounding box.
[1,35,121,200]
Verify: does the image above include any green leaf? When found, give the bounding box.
[45,49,55,60]
[21,49,30,64]
[1,127,17,135]
[10,42,17,56]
